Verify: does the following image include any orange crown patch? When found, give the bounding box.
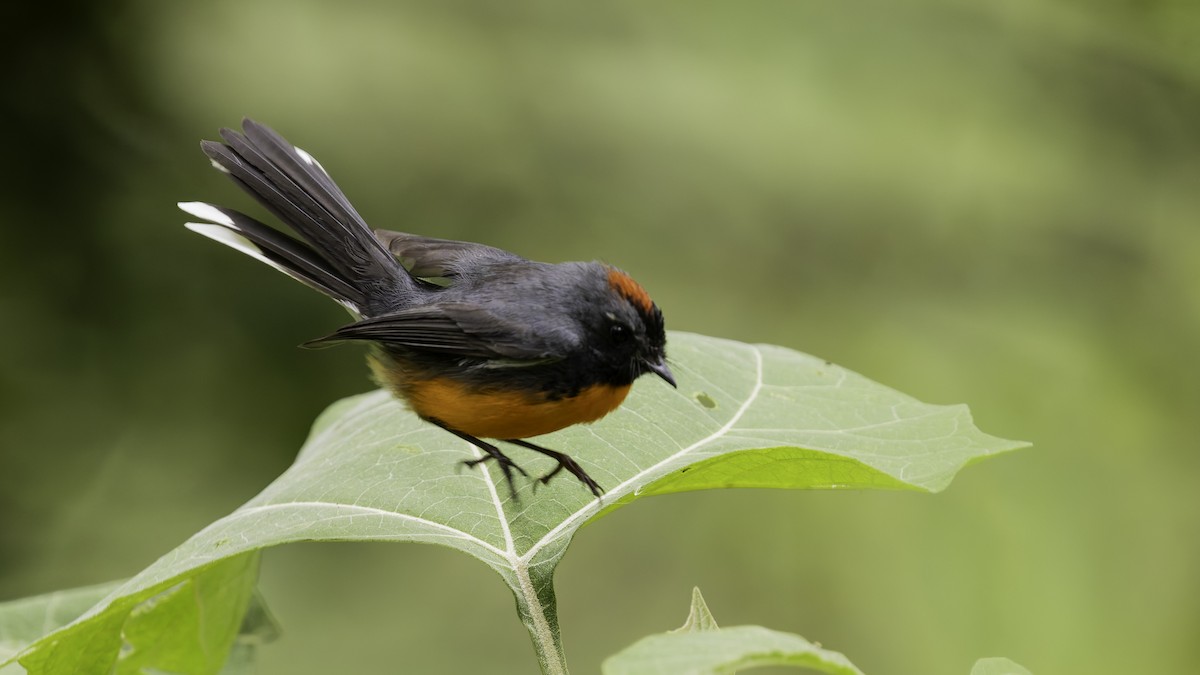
[606,267,653,313]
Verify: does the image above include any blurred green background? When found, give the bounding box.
[4,0,1199,672]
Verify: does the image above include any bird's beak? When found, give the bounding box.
[643,357,677,388]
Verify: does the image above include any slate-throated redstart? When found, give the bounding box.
[179,119,674,497]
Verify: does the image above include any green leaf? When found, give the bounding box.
[7,332,1026,674]
[602,587,863,675]
[0,582,121,668]
[2,554,276,675]
[970,657,1033,675]
[675,588,720,633]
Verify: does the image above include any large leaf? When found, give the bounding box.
[602,587,863,675]
[0,582,120,671]
[0,555,277,675]
[4,332,1027,673]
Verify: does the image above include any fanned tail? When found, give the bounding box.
[180,118,411,316]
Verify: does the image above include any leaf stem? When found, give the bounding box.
[514,565,568,675]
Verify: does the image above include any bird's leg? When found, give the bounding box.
[429,419,528,498]
[503,439,604,497]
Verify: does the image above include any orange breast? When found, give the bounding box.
[406,377,631,440]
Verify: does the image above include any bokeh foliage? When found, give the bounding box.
[3,1,1198,673]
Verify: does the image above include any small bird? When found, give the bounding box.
[180,119,674,497]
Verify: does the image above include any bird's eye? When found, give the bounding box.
[610,323,632,343]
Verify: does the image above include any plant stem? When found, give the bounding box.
[514,564,568,674]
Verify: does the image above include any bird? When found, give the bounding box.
[179,118,674,498]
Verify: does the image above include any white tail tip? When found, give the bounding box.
[178,201,235,228]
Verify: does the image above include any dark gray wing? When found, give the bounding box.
[373,230,524,278]
[303,302,574,360]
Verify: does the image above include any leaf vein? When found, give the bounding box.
[234,501,508,559]
[520,343,766,562]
